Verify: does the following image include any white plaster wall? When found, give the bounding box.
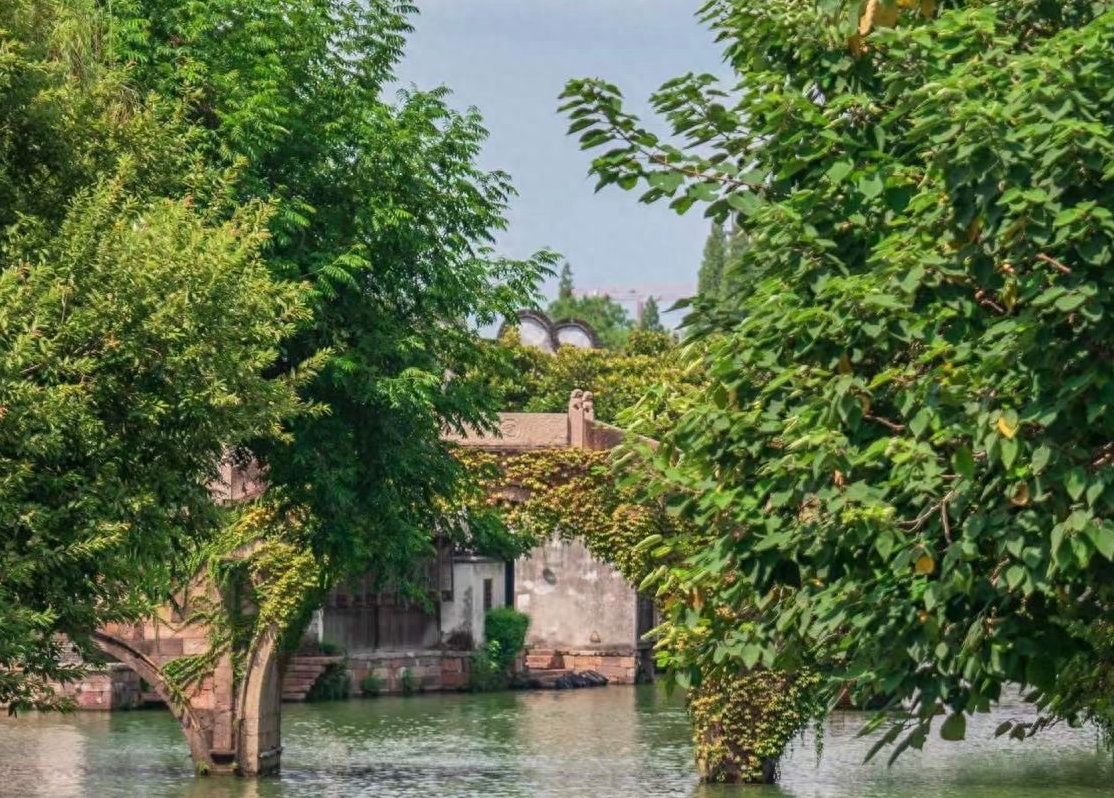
[514,535,637,651]
[441,557,506,646]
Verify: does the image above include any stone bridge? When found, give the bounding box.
[87,390,632,776]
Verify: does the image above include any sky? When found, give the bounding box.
[395,0,727,324]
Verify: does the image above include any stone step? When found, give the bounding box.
[524,668,572,688]
[279,654,345,703]
[525,654,564,670]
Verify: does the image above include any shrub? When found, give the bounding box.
[306,662,351,702]
[319,640,346,656]
[484,608,529,674]
[359,673,383,697]
[466,642,505,692]
[399,668,419,697]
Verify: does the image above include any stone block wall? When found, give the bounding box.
[347,651,472,695]
[53,664,142,711]
[559,651,639,684]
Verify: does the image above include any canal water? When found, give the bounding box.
[0,686,1110,797]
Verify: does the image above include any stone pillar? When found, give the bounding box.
[567,389,595,449]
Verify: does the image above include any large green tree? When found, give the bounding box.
[0,0,305,710]
[546,263,633,349]
[563,0,1114,760]
[106,0,552,584]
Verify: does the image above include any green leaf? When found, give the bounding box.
[648,171,684,193]
[1085,524,1114,561]
[858,173,884,199]
[727,191,760,215]
[952,447,976,481]
[1031,444,1051,475]
[1000,437,1019,470]
[827,159,854,184]
[1054,292,1086,312]
[940,712,966,741]
[741,643,763,670]
[1065,468,1086,501]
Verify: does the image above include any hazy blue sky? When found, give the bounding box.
[396,1,726,322]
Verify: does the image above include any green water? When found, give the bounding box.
[0,687,1110,797]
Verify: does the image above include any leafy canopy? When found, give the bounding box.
[562,0,1114,755]
[492,329,697,434]
[0,0,305,710]
[640,296,666,333]
[107,0,553,583]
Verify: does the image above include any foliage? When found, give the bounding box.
[547,264,633,349]
[690,672,823,784]
[460,443,819,780]
[160,500,328,700]
[0,0,307,711]
[466,642,505,692]
[557,262,576,300]
[561,0,1114,759]
[484,608,530,674]
[640,297,666,333]
[360,673,385,697]
[307,662,352,702]
[319,641,346,657]
[105,0,553,594]
[490,330,698,434]
[399,668,419,696]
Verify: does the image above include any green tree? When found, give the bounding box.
[546,264,633,349]
[697,222,726,301]
[640,296,666,333]
[0,0,305,710]
[558,262,575,300]
[492,329,694,434]
[563,0,1114,763]
[107,0,552,585]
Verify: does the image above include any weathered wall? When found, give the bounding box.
[514,535,637,651]
[321,605,440,655]
[442,413,570,450]
[52,664,142,710]
[441,556,507,647]
[349,651,472,693]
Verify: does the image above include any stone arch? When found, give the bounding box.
[90,630,214,771]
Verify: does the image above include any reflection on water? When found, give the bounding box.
[0,687,1110,798]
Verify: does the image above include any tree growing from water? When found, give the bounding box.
[3,0,547,763]
[563,0,1114,774]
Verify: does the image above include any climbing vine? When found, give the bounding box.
[458,444,823,782]
[458,448,664,580]
[160,499,328,696]
[690,671,824,784]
